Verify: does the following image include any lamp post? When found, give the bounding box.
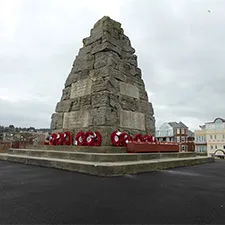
[10,133,13,148]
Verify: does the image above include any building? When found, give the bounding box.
[195,118,225,156]
[194,128,207,154]
[156,121,195,152]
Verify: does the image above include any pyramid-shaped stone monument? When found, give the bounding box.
[51,16,155,145]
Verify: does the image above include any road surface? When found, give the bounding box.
[0,160,225,224]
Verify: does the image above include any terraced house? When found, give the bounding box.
[195,118,225,156]
[156,121,195,152]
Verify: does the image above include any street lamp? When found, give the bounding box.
[10,133,13,148]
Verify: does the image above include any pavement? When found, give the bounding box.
[0,160,225,224]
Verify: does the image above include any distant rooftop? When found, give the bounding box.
[168,121,188,129]
[205,118,225,124]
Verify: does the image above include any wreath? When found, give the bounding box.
[56,132,65,145]
[93,131,102,146]
[143,134,152,143]
[49,133,58,145]
[133,134,144,143]
[85,131,95,146]
[63,131,72,145]
[75,131,86,146]
[152,136,157,143]
[120,132,133,146]
[111,130,122,146]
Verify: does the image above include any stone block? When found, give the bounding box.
[91,92,110,108]
[105,108,119,126]
[139,89,149,101]
[72,53,94,73]
[91,41,122,57]
[93,16,122,32]
[55,100,72,112]
[122,35,135,54]
[120,82,139,99]
[135,68,142,78]
[92,107,119,126]
[83,29,104,46]
[94,59,107,69]
[148,102,154,115]
[124,54,138,67]
[120,96,139,112]
[110,94,119,108]
[125,76,145,91]
[102,32,123,49]
[78,45,92,56]
[70,78,92,98]
[92,108,106,125]
[119,62,131,75]
[92,77,119,93]
[120,110,145,130]
[119,61,142,78]
[140,100,154,115]
[73,59,94,73]
[70,98,80,111]
[63,111,90,129]
[65,72,78,87]
[145,115,155,135]
[107,56,119,70]
[80,95,91,109]
[61,87,71,101]
[90,66,125,82]
[92,80,108,93]
[95,52,120,70]
[51,113,63,130]
[65,70,90,87]
[92,18,122,40]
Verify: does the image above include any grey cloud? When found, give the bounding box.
[0,99,54,127]
[119,0,225,130]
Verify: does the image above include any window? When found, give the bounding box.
[223,134,225,139]
[181,129,185,134]
[215,145,217,149]
[181,145,185,151]
[181,137,185,142]
[177,129,180,134]
[210,135,212,139]
[215,135,217,139]
[177,137,180,142]
[200,146,203,152]
[211,145,213,149]
[223,145,225,149]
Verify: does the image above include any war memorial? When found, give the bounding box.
[0,16,213,176]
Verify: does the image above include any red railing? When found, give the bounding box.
[126,142,179,153]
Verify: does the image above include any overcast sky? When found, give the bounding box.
[0,0,225,131]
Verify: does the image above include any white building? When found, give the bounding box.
[195,118,225,156]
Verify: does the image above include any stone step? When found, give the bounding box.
[27,145,127,153]
[7,149,197,162]
[0,152,214,176]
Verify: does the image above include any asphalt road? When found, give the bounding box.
[0,160,225,224]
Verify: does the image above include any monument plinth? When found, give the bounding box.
[51,16,155,145]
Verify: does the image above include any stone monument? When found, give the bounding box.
[51,16,155,145]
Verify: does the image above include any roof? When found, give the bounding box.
[178,121,188,128]
[205,118,225,124]
[187,130,194,137]
[168,122,178,128]
[168,121,188,129]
